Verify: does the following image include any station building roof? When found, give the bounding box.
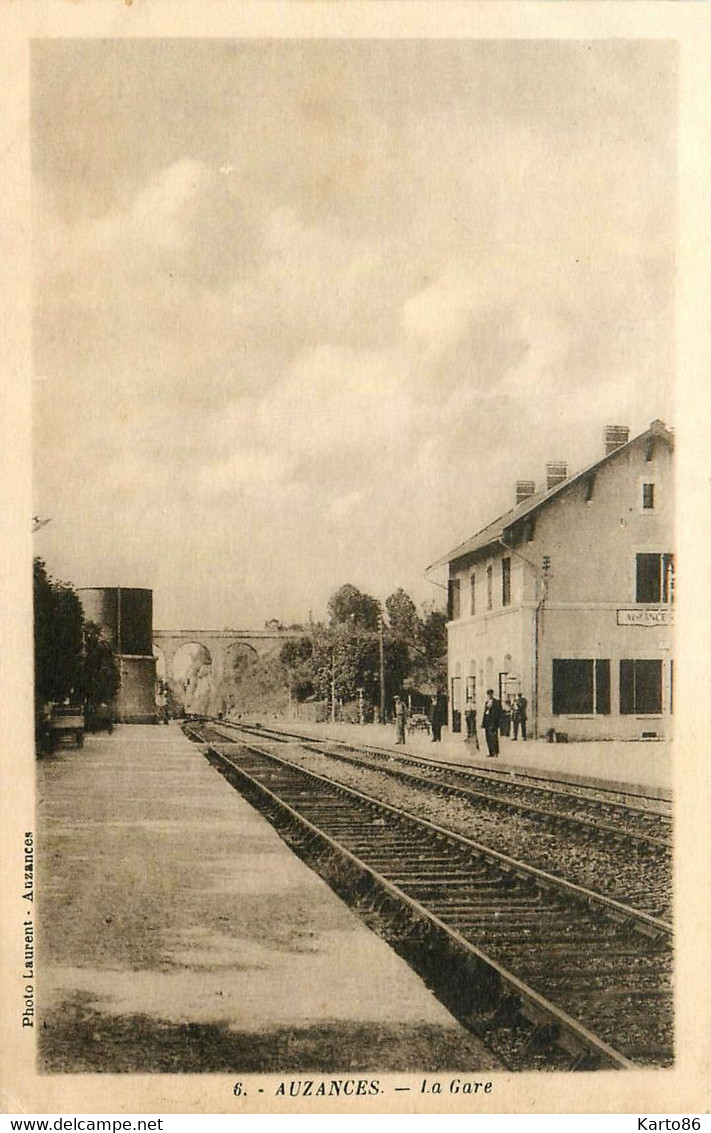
[427,419,674,572]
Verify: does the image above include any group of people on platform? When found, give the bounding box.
[393,690,527,757]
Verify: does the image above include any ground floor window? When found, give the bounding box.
[619,659,662,714]
[552,659,610,715]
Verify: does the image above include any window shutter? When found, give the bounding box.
[619,659,634,714]
[595,660,611,715]
[502,558,511,606]
[662,554,675,603]
[448,578,460,620]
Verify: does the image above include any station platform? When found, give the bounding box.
[258,718,672,800]
[36,724,501,1073]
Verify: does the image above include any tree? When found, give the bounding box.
[327,584,381,633]
[279,636,316,703]
[412,605,448,693]
[76,622,120,714]
[33,558,83,705]
[382,636,410,704]
[34,559,125,750]
[385,588,420,644]
[311,624,381,707]
[279,636,313,669]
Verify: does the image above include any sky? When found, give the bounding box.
[31,38,677,629]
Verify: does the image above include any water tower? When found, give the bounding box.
[77,587,157,723]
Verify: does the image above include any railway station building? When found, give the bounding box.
[429,420,674,741]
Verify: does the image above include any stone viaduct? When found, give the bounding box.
[152,628,304,689]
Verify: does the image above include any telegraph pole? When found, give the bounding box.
[378,613,385,725]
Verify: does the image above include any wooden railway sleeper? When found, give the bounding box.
[362,858,473,873]
[428,901,545,917]
[424,905,554,923]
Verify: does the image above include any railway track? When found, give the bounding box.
[204,718,672,919]
[185,722,673,1072]
[212,719,671,849]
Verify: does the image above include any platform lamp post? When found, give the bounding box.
[532,556,551,740]
[116,585,124,722]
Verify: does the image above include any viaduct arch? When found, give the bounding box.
[153,628,304,688]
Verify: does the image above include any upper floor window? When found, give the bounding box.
[636,553,674,603]
[469,573,476,616]
[642,483,655,510]
[486,565,493,610]
[448,577,461,620]
[502,557,511,607]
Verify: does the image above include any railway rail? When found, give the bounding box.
[207,716,670,833]
[185,721,673,1072]
[203,718,672,919]
[211,718,671,849]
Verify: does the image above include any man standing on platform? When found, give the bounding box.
[481,689,502,757]
[429,691,444,743]
[464,690,480,749]
[511,693,527,741]
[394,696,407,745]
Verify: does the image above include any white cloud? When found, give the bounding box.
[127,158,216,251]
[257,343,413,459]
[402,267,482,355]
[195,448,295,495]
[32,41,676,627]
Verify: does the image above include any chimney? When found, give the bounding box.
[604,425,630,455]
[516,480,536,506]
[546,461,568,491]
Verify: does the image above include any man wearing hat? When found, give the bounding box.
[394,696,407,745]
[481,689,502,757]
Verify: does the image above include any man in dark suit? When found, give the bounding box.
[511,693,528,741]
[429,692,445,742]
[481,689,502,757]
